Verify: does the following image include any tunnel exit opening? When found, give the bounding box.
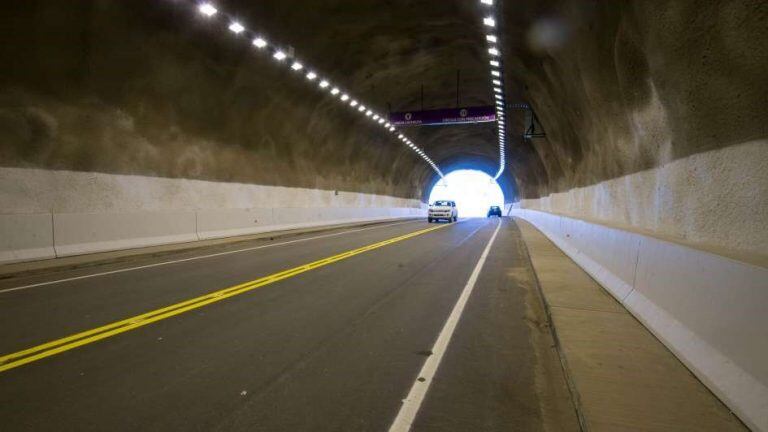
[428,170,504,217]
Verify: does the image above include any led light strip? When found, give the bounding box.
[191,2,443,178]
[480,0,506,179]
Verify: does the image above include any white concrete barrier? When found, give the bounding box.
[197,207,424,241]
[0,207,425,264]
[512,209,768,432]
[196,208,276,240]
[53,211,199,257]
[0,213,55,263]
[0,167,428,265]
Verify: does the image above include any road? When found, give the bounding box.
[0,218,578,431]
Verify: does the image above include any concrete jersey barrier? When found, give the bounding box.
[0,213,56,263]
[0,207,426,265]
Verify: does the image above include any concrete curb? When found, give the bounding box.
[515,220,589,432]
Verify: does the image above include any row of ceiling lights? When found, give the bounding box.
[195,2,444,178]
[480,0,506,180]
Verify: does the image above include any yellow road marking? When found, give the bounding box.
[0,222,452,373]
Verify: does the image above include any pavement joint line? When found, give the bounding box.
[0,221,455,373]
[0,219,420,294]
[388,219,503,432]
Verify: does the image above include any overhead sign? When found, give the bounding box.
[389,106,496,126]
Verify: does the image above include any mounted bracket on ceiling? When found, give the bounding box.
[524,106,546,139]
[507,103,546,139]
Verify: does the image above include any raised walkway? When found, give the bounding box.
[516,218,746,431]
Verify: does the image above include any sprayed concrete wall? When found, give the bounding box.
[0,167,425,263]
[519,140,768,261]
[502,1,768,200]
[506,2,768,260]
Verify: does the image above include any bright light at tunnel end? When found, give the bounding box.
[429,170,504,217]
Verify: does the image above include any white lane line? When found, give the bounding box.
[388,219,502,432]
[0,220,421,294]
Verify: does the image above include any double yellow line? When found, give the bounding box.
[0,222,451,373]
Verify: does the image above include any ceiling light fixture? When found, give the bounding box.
[198,3,217,17]
[228,22,245,34]
[478,1,506,179]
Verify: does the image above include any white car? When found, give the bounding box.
[428,200,458,223]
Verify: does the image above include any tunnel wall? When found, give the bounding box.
[506,0,767,258]
[0,0,438,208]
[511,208,768,431]
[0,0,444,266]
[507,5,768,426]
[519,139,768,260]
[505,0,767,199]
[0,167,425,264]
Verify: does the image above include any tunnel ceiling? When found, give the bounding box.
[1,0,766,202]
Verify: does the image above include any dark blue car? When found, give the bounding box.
[487,206,502,217]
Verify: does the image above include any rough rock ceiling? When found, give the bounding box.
[1,0,766,201]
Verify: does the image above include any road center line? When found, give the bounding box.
[0,221,455,373]
[388,219,502,432]
[0,219,419,294]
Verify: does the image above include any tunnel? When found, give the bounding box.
[0,0,766,430]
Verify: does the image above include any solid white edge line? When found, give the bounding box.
[388,219,503,432]
[0,220,421,294]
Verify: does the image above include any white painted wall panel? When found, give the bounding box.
[0,168,426,264]
[196,208,276,240]
[0,213,55,263]
[53,211,198,257]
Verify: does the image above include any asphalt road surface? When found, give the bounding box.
[0,218,578,431]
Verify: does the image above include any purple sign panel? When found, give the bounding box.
[389,106,496,126]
